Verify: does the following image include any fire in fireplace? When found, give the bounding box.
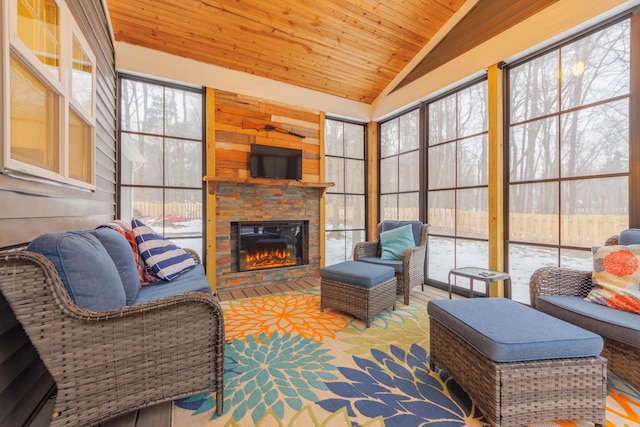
[234,221,306,272]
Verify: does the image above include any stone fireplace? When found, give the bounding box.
[214,181,322,289]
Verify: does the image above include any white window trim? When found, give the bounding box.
[1,0,97,190]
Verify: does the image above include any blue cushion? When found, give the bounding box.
[320,261,395,288]
[618,228,640,245]
[27,231,126,311]
[132,219,195,281]
[427,298,603,362]
[357,256,403,274]
[381,221,423,246]
[90,228,140,304]
[380,224,415,260]
[536,295,640,347]
[133,264,212,304]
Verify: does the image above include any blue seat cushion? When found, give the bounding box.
[357,256,403,274]
[133,264,212,304]
[27,231,126,311]
[381,220,423,246]
[320,261,395,288]
[90,228,140,305]
[427,298,603,362]
[536,295,640,348]
[619,228,640,245]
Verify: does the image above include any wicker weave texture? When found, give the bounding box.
[0,250,225,427]
[430,319,607,427]
[320,276,396,327]
[529,266,593,308]
[530,265,640,391]
[602,337,640,391]
[353,222,428,305]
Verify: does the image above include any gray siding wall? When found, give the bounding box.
[0,1,117,425]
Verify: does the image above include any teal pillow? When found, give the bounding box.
[380,224,415,260]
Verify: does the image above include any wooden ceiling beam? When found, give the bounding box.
[394,0,561,92]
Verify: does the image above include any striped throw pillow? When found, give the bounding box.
[132,219,195,281]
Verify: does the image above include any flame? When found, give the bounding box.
[244,247,296,270]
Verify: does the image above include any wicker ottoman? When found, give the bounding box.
[427,298,607,427]
[320,261,396,327]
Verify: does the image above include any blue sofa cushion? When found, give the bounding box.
[427,298,603,362]
[320,261,395,288]
[90,228,140,304]
[27,231,126,311]
[381,220,423,246]
[380,224,415,260]
[619,228,640,245]
[357,256,403,274]
[133,264,212,304]
[536,295,640,348]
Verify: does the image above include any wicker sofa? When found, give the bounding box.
[529,231,640,391]
[0,227,224,426]
[353,220,428,305]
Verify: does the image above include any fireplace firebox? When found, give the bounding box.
[232,221,307,272]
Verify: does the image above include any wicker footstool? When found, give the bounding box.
[320,261,396,327]
[427,298,607,427]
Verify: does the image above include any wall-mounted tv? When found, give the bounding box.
[250,144,303,180]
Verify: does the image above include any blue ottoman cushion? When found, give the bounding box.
[427,298,603,363]
[320,261,395,288]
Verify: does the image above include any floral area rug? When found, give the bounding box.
[173,287,640,426]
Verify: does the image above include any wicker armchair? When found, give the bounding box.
[353,221,428,305]
[0,248,224,427]
[529,233,640,391]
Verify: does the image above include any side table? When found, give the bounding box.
[448,267,511,299]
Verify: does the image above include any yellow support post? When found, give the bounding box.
[205,88,217,292]
[319,112,327,267]
[367,122,379,242]
[488,63,505,297]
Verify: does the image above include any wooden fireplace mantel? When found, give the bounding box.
[203,176,335,196]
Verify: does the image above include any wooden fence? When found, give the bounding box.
[142,202,628,247]
[428,208,628,246]
[134,202,203,221]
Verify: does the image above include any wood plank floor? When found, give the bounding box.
[31,279,456,427]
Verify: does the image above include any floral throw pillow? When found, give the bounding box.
[584,245,640,315]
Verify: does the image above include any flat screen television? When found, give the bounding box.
[250,144,303,180]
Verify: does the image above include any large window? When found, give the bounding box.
[379,109,420,221]
[3,0,96,188]
[118,75,205,256]
[507,19,630,303]
[426,79,489,294]
[325,119,366,264]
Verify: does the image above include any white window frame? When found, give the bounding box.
[1,0,97,189]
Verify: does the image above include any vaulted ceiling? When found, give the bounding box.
[106,0,559,104]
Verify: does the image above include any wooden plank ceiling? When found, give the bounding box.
[106,0,558,104]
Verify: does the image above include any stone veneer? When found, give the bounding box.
[215,182,321,289]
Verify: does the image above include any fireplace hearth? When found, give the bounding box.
[231,221,307,272]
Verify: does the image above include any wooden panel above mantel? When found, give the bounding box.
[204,176,334,196]
[213,90,323,183]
